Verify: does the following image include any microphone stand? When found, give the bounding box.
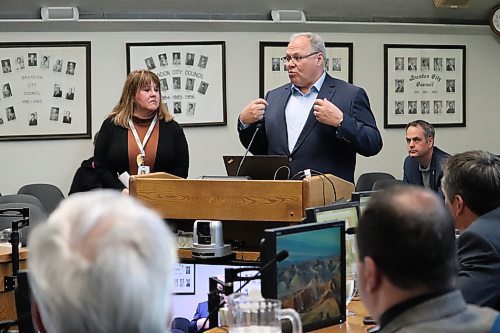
[0,208,29,291]
[0,208,29,332]
[236,123,262,177]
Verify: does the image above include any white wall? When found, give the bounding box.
[1,23,499,195]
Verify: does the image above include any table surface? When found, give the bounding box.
[206,298,375,333]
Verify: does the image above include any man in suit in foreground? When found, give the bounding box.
[403,120,449,197]
[356,186,500,332]
[238,32,382,183]
[28,190,178,333]
[442,150,500,312]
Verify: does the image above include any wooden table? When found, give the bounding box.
[0,246,28,322]
[206,298,373,333]
[312,298,370,333]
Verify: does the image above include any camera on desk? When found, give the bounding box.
[192,220,231,259]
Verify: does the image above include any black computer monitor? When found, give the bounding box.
[350,190,379,216]
[305,201,359,229]
[260,220,346,331]
[171,261,260,321]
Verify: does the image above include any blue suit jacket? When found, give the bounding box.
[238,74,382,183]
[403,146,449,196]
[189,301,209,333]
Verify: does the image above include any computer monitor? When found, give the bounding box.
[305,201,359,229]
[171,262,260,320]
[350,190,379,216]
[260,220,346,331]
[223,155,290,180]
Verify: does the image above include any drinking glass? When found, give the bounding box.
[226,293,302,333]
[345,233,358,316]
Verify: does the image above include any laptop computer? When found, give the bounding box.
[223,155,290,180]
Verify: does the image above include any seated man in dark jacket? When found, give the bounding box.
[403,120,449,197]
[442,151,500,312]
[68,131,102,195]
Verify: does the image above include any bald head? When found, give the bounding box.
[356,185,457,290]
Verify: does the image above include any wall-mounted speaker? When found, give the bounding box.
[271,10,306,22]
[41,7,79,21]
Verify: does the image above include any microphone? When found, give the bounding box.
[236,123,263,177]
[231,250,289,295]
[204,249,289,330]
[346,227,357,235]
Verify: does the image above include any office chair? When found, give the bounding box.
[0,194,47,214]
[0,202,47,245]
[171,317,191,333]
[355,172,395,192]
[17,183,65,214]
[372,179,405,191]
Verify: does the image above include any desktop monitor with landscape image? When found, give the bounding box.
[304,201,359,276]
[260,220,346,331]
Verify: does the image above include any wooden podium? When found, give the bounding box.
[130,172,354,257]
[130,173,354,223]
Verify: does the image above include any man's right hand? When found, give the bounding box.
[239,98,268,125]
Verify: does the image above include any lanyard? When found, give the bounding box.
[129,113,158,165]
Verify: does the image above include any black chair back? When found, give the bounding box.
[355,172,395,191]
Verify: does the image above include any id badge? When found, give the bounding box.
[138,165,150,175]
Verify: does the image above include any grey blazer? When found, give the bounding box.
[382,290,499,333]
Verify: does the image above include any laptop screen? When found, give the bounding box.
[223,155,290,180]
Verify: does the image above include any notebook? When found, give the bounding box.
[223,155,290,180]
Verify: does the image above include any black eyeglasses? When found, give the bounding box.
[281,52,319,64]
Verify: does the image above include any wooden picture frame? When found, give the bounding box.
[0,41,91,141]
[127,41,227,127]
[384,44,466,128]
[173,263,196,295]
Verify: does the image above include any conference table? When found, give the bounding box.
[207,297,374,333]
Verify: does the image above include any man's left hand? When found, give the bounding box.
[313,98,343,127]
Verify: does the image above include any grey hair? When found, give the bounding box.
[406,119,435,141]
[290,32,326,55]
[28,190,177,333]
[442,150,500,216]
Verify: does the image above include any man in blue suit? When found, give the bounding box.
[403,120,449,197]
[442,151,500,312]
[188,301,209,333]
[238,32,382,183]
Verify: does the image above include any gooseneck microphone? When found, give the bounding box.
[236,123,263,177]
[204,249,289,330]
[232,249,289,295]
